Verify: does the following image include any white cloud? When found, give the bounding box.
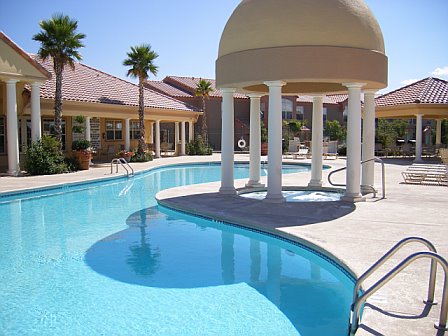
[431,66,448,77]
[400,79,419,86]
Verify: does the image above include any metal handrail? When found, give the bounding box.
[349,251,448,335]
[110,158,134,177]
[327,157,386,198]
[353,237,438,307]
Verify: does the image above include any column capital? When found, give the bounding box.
[311,95,325,102]
[221,88,236,94]
[363,89,377,95]
[343,82,366,89]
[264,80,286,87]
[5,79,19,85]
[30,81,44,88]
[246,92,264,99]
[415,113,424,117]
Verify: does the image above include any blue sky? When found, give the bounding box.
[1,0,447,93]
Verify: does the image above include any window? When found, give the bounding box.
[296,106,304,121]
[43,118,66,150]
[0,117,5,153]
[129,121,140,140]
[18,118,31,153]
[106,120,123,140]
[323,108,328,123]
[282,99,293,119]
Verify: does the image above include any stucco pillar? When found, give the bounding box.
[155,120,161,158]
[6,79,20,175]
[124,118,130,150]
[414,114,423,163]
[308,95,324,187]
[189,121,194,141]
[30,82,42,142]
[181,121,186,156]
[219,88,237,195]
[264,81,286,202]
[246,93,264,188]
[361,90,377,192]
[436,119,442,146]
[343,83,365,202]
[85,117,91,142]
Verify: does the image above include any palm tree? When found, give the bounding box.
[195,79,214,141]
[33,13,85,146]
[123,44,158,154]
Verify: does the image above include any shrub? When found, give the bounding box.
[131,149,153,162]
[72,139,91,150]
[24,135,69,175]
[186,136,213,155]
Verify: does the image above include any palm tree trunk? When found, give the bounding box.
[54,59,63,148]
[138,78,146,153]
[201,96,207,141]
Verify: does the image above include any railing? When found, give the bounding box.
[328,157,386,198]
[110,158,134,177]
[348,237,448,335]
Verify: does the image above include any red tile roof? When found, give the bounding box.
[296,94,348,104]
[144,80,193,98]
[32,55,198,112]
[0,31,51,79]
[376,77,448,106]
[164,76,248,99]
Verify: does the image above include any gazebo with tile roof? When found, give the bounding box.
[375,77,448,161]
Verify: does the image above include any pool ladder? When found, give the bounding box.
[110,158,134,177]
[328,157,386,198]
[348,237,448,335]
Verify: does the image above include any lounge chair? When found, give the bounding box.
[401,163,447,186]
[293,147,309,160]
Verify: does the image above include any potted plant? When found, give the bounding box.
[117,149,135,161]
[72,139,92,170]
[261,121,268,155]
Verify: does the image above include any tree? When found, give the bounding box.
[324,120,346,141]
[195,79,214,141]
[33,13,86,146]
[123,44,159,154]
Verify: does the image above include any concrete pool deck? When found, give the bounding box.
[1,154,447,335]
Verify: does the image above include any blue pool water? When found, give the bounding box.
[0,163,353,336]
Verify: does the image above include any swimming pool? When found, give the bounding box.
[0,163,353,335]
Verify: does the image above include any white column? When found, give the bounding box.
[308,95,324,187]
[361,90,377,192]
[436,119,442,146]
[189,121,194,141]
[85,117,91,141]
[246,93,264,187]
[175,122,180,155]
[414,114,423,163]
[6,79,20,175]
[124,118,130,150]
[219,88,237,195]
[180,121,186,155]
[264,81,286,202]
[155,120,161,158]
[30,82,42,142]
[342,83,365,202]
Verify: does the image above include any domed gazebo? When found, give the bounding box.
[216,0,388,202]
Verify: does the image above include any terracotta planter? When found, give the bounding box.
[261,143,268,155]
[73,151,91,170]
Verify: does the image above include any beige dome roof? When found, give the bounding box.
[216,0,388,94]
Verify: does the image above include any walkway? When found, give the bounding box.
[1,155,447,335]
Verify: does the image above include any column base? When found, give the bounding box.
[361,185,377,195]
[7,169,20,177]
[245,180,265,188]
[308,180,323,188]
[413,158,423,163]
[341,193,366,203]
[219,187,237,195]
[263,193,285,203]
